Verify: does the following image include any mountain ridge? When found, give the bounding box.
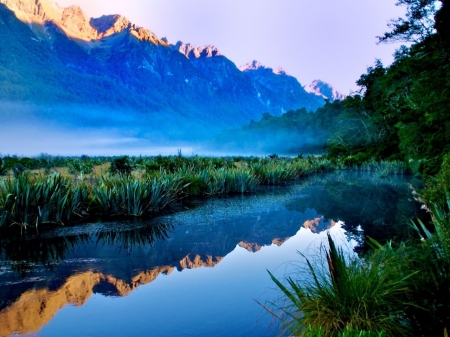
[0,0,341,142]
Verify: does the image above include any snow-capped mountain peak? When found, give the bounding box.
[306,79,346,102]
[238,60,265,72]
[273,67,287,75]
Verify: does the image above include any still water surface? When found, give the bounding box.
[0,172,422,336]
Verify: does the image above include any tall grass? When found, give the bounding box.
[267,233,415,336]
[358,160,409,177]
[0,174,90,232]
[410,198,450,335]
[0,155,410,235]
[0,173,184,232]
[251,161,296,185]
[91,175,183,217]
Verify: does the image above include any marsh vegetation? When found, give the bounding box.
[0,154,344,235]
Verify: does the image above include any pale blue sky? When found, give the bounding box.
[57,0,405,94]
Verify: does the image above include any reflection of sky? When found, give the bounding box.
[1,172,418,337]
[37,224,356,337]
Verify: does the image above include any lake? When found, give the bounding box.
[0,171,423,336]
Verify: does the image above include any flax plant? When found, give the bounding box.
[359,161,409,177]
[92,175,183,217]
[267,233,415,336]
[251,161,297,185]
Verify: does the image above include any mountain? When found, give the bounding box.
[306,79,346,102]
[239,60,325,113]
[0,0,327,144]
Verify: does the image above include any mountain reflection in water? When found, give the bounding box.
[0,172,422,337]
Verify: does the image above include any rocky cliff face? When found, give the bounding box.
[0,0,328,134]
[173,42,221,59]
[239,60,325,113]
[0,0,165,43]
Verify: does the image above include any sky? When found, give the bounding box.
[55,0,406,95]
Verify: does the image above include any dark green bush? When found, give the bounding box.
[109,156,133,176]
[12,164,28,178]
[0,158,6,175]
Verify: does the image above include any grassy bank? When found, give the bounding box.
[0,155,340,235]
[267,154,450,336]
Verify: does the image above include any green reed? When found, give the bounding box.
[251,161,297,185]
[92,174,183,217]
[0,155,370,235]
[358,160,409,177]
[266,234,415,336]
[0,174,89,231]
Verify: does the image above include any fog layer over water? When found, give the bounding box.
[0,101,224,156]
[0,101,329,156]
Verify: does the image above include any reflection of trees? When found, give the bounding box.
[285,171,423,249]
[0,234,90,277]
[0,221,175,276]
[95,222,175,253]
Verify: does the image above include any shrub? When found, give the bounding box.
[12,163,28,178]
[0,158,6,175]
[109,156,133,176]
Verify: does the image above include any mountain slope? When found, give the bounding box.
[0,0,328,141]
[240,60,324,113]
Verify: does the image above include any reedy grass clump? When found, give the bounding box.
[92,174,183,217]
[251,161,296,185]
[358,160,409,177]
[2,154,402,235]
[226,168,260,193]
[0,173,185,233]
[410,197,450,335]
[267,233,415,336]
[0,174,90,232]
[302,325,384,337]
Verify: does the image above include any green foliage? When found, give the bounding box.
[92,175,183,217]
[67,158,94,176]
[377,0,441,44]
[0,158,7,175]
[267,234,415,336]
[327,1,450,170]
[421,152,450,210]
[109,156,133,176]
[303,325,384,337]
[12,164,28,178]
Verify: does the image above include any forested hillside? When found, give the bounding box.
[222,0,450,175]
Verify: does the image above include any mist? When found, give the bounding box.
[0,101,330,157]
[206,122,329,157]
[0,101,221,156]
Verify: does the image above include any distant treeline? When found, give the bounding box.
[212,105,340,155]
[217,0,450,176]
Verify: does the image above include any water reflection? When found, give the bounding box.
[284,171,423,248]
[0,234,90,276]
[95,222,175,253]
[0,171,422,337]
